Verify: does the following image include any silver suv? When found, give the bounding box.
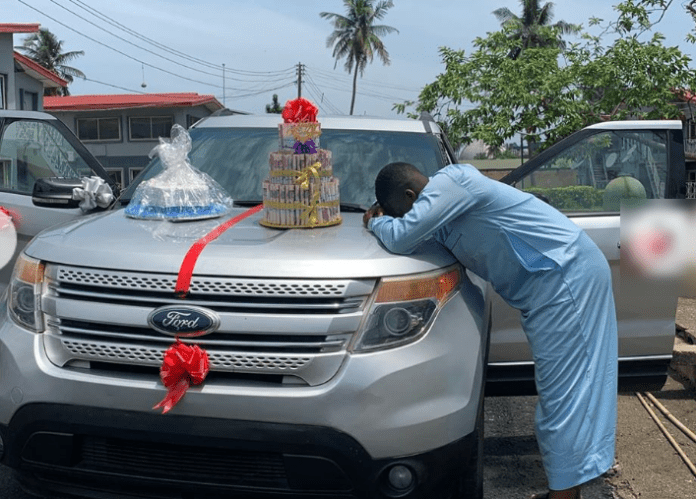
[0,114,685,498]
[0,114,490,499]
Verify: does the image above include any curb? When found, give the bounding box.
[670,332,696,390]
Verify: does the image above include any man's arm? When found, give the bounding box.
[368,172,476,254]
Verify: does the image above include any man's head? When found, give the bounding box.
[375,162,429,217]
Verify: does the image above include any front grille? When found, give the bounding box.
[59,267,351,296]
[42,265,375,386]
[62,339,311,371]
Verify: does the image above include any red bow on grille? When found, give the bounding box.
[153,339,210,414]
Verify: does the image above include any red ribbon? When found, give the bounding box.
[154,205,263,414]
[175,204,263,297]
[153,339,210,414]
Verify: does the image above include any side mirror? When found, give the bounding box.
[32,177,82,209]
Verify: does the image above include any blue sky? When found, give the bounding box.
[7,0,696,116]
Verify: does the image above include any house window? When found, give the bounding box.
[129,116,173,141]
[77,117,121,142]
[19,90,38,111]
[105,168,123,189]
[0,74,6,109]
[129,167,144,183]
[187,114,201,128]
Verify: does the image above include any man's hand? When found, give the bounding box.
[363,202,384,227]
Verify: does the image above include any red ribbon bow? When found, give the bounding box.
[282,97,318,123]
[153,339,210,414]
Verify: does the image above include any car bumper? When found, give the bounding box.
[1,403,475,499]
[0,288,487,497]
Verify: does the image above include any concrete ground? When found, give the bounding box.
[608,297,696,499]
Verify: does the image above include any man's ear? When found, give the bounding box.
[405,188,418,201]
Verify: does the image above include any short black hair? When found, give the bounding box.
[375,162,423,212]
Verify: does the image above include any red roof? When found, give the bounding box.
[44,93,224,112]
[13,51,67,88]
[0,23,40,33]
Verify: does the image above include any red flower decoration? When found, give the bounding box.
[153,338,210,414]
[282,97,318,123]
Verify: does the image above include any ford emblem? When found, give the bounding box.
[148,306,220,337]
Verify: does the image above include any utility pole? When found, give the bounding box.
[222,63,226,107]
[297,62,303,98]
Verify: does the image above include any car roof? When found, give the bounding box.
[0,109,58,120]
[586,119,682,130]
[193,113,442,134]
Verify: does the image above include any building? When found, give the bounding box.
[0,23,67,110]
[44,93,238,188]
[673,91,696,198]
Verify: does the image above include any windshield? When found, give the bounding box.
[121,126,448,208]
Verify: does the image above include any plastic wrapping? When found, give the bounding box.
[125,125,232,221]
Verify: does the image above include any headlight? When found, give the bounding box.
[353,265,461,352]
[8,254,44,332]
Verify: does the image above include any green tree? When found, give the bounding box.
[493,0,580,58]
[15,28,85,96]
[320,0,399,115]
[266,94,283,114]
[395,1,695,152]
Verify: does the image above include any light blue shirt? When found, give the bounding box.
[368,163,583,309]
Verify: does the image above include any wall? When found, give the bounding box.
[0,33,15,109]
[15,71,44,111]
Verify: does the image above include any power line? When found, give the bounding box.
[19,0,298,95]
[18,0,225,89]
[64,0,297,78]
[49,0,292,87]
[223,81,296,100]
[306,73,412,103]
[305,64,422,93]
[303,74,344,115]
[79,76,148,94]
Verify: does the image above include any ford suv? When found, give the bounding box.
[0,114,490,499]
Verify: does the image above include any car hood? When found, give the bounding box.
[26,208,456,278]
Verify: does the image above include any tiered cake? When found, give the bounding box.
[260,98,341,229]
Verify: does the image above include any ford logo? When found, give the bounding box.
[148,306,220,337]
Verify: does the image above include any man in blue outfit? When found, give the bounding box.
[363,162,618,499]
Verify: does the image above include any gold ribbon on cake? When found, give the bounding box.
[294,162,322,226]
[289,123,322,144]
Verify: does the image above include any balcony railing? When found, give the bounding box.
[688,181,696,199]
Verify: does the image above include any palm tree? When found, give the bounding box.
[15,28,85,96]
[493,0,579,58]
[320,0,398,115]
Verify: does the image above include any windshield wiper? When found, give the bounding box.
[233,200,263,207]
[340,203,368,212]
[234,200,367,212]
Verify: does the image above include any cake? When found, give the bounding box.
[260,98,341,229]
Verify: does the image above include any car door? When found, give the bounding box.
[487,121,684,391]
[0,117,109,292]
